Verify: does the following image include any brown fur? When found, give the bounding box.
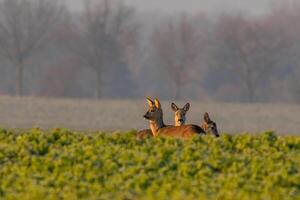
[136,101,190,139]
[171,102,190,126]
[136,129,152,140]
[157,124,206,139]
[142,98,205,139]
[201,112,220,137]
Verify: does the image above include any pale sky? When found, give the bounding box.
[65,0,275,15]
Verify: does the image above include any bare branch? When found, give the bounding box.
[0,0,65,96]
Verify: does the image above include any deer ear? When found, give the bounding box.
[171,103,178,111]
[204,112,211,123]
[183,103,190,112]
[146,97,154,107]
[154,98,161,109]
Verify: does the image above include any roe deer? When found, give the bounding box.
[136,129,153,140]
[171,102,190,126]
[142,98,205,139]
[136,102,190,140]
[201,112,220,137]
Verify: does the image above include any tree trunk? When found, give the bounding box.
[95,70,102,99]
[16,62,24,97]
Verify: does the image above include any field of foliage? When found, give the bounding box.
[0,128,299,200]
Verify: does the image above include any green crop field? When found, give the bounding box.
[0,129,299,200]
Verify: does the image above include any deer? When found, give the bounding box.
[171,102,190,126]
[141,98,206,139]
[136,102,190,140]
[201,112,220,137]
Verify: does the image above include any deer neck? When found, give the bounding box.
[149,115,165,137]
[175,121,181,126]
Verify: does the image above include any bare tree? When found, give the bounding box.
[0,0,65,96]
[213,14,292,102]
[151,14,203,99]
[66,0,138,98]
[268,2,300,102]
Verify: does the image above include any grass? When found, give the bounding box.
[0,129,299,200]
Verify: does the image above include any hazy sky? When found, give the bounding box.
[66,0,274,15]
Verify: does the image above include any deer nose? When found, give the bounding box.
[213,130,220,137]
[143,114,150,119]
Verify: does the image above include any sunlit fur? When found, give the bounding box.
[171,102,190,126]
[136,101,189,140]
[201,112,220,137]
[136,129,153,140]
[142,98,205,139]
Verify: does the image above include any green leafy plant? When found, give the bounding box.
[0,129,299,200]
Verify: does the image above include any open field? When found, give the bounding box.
[0,96,300,134]
[0,129,299,199]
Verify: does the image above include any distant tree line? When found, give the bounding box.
[0,0,299,103]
